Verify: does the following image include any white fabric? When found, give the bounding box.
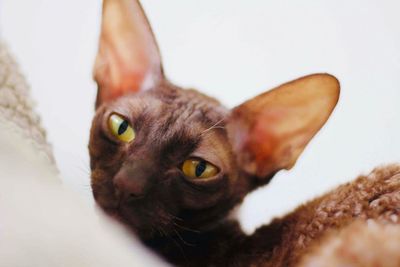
[0,41,166,267]
[0,120,166,267]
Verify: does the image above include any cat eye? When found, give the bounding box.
[108,114,135,143]
[182,158,219,179]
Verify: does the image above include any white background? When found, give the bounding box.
[1,0,400,233]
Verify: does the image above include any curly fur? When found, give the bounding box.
[298,220,400,267]
[240,164,400,266]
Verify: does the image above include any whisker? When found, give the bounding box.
[173,228,195,247]
[200,118,226,136]
[156,225,166,237]
[161,210,201,233]
[159,225,189,262]
[164,212,183,221]
[173,221,201,234]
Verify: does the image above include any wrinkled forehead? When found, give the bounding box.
[97,88,229,141]
[113,89,225,122]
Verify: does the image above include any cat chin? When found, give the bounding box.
[94,190,158,236]
[113,205,169,239]
[101,206,153,238]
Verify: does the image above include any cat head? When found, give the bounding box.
[89,0,339,239]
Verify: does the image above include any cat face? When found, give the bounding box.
[90,84,252,238]
[89,0,340,240]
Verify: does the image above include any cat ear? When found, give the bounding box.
[94,0,163,108]
[227,74,340,179]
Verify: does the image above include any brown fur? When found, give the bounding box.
[89,1,400,266]
[298,220,400,267]
[89,82,259,243]
[232,164,400,267]
[126,164,399,267]
[89,80,400,266]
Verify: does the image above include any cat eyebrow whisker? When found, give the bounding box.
[200,118,226,137]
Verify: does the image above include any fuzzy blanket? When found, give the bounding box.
[0,41,165,267]
[2,40,399,267]
[0,41,54,162]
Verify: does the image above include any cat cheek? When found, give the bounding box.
[179,179,229,209]
[91,184,119,211]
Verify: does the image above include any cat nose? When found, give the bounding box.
[114,164,153,199]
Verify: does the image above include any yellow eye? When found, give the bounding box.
[182,158,219,179]
[108,114,135,143]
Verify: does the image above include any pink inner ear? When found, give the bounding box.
[94,0,163,107]
[249,107,313,176]
[228,74,340,178]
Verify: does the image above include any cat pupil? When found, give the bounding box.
[195,161,207,177]
[118,120,129,135]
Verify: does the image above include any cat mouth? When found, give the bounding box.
[98,198,155,237]
[121,207,165,238]
[95,192,131,225]
[95,189,176,239]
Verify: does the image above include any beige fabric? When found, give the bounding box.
[0,41,53,162]
[0,42,166,267]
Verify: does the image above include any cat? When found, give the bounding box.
[89,1,400,266]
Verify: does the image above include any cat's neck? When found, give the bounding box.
[142,220,243,266]
[142,219,287,267]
